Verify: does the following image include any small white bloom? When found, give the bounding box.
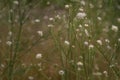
[48,24,54,27]
[64,40,70,45]
[89,3,94,8]
[80,0,85,6]
[58,70,65,75]
[77,61,83,66]
[105,39,110,43]
[6,41,12,46]
[37,31,43,36]
[89,44,94,49]
[84,29,90,37]
[8,31,12,36]
[84,41,89,46]
[97,17,102,20]
[96,40,102,45]
[84,24,89,27]
[76,12,86,19]
[36,53,42,59]
[49,17,54,21]
[79,24,82,28]
[111,25,118,32]
[34,19,40,23]
[65,5,70,9]
[13,1,19,5]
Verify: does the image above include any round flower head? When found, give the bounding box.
[58,70,65,75]
[36,53,42,59]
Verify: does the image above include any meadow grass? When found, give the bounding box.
[0,0,120,80]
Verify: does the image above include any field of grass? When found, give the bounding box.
[0,0,120,80]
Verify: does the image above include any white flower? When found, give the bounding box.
[89,44,94,49]
[84,41,89,46]
[37,31,43,36]
[8,31,12,36]
[78,24,82,28]
[58,70,65,75]
[96,40,102,45]
[105,39,110,43]
[80,0,85,6]
[13,1,19,5]
[34,19,40,23]
[97,17,102,20]
[84,24,89,27]
[6,41,12,46]
[49,17,54,21]
[76,12,86,19]
[111,25,118,32]
[77,61,83,66]
[36,53,42,59]
[48,24,54,27]
[65,5,70,9]
[64,40,70,45]
[84,29,90,37]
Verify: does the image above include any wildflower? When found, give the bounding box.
[49,17,54,21]
[89,44,94,49]
[103,71,108,77]
[76,12,86,19]
[84,24,89,27]
[77,67,81,71]
[111,25,118,32]
[34,19,40,23]
[58,70,65,75]
[79,24,82,28]
[37,31,43,36]
[84,29,90,37]
[8,31,12,36]
[105,39,110,43]
[13,1,19,5]
[36,53,42,59]
[65,5,70,9]
[48,24,54,27]
[89,3,94,8]
[97,17,102,20]
[6,41,12,46]
[84,41,89,46]
[77,61,83,66]
[80,0,85,6]
[96,40,102,45]
[64,40,70,45]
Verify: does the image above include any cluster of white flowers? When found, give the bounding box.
[36,53,42,59]
[34,19,40,23]
[37,31,43,36]
[65,4,70,9]
[77,61,83,66]
[96,40,102,45]
[111,25,118,32]
[13,0,19,5]
[76,12,86,19]
[6,41,12,46]
[48,24,54,27]
[58,70,65,75]
[64,40,70,45]
[89,44,94,49]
